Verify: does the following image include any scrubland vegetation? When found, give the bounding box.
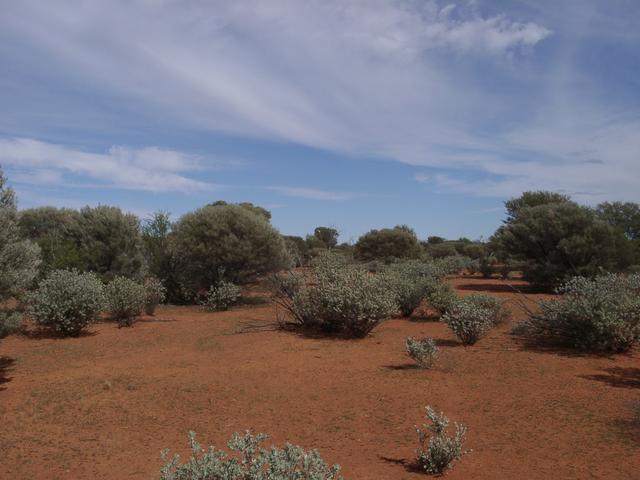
[1,165,639,478]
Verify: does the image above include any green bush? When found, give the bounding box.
[442,298,495,345]
[385,261,437,317]
[424,281,458,316]
[406,337,439,368]
[0,311,22,338]
[27,269,104,336]
[144,277,166,315]
[170,204,289,294]
[273,252,396,337]
[416,406,468,474]
[201,280,241,312]
[517,274,640,352]
[160,431,342,480]
[354,225,421,262]
[105,276,145,327]
[463,293,510,325]
[492,192,632,289]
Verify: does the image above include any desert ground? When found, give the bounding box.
[1,277,638,479]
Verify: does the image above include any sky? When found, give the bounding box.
[1,0,639,243]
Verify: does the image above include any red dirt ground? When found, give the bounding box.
[1,277,638,479]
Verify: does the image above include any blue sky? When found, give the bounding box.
[1,0,639,242]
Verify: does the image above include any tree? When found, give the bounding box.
[354,226,421,261]
[77,205,146,281]
[504,191,571,222]
[209,200,272,222]
[596,201,640,240]
[283,235,309,267]
[492,193,632,289]
[170,203,289,294]
[0,168,41,337]
[310,227,339,249]
[18,207,84,272]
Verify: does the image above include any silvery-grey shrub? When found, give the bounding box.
[416,406,468,474]
[201,280,241,312]
[105,276,145,327]
[273,252,396,337]
[463,293,510,325]
[0,168,41,337]
[517,274,640,352]
[385,261,442,317]
[27,269,104,336]
[160,431,343,480]
[424,281,458,317]
[144,277,167,315]
[442,298,494,345]
[405,337,439,368]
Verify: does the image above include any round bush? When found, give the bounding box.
[201,280,241,312]
[105,276,145,327]
[170,204,289,294]
[354,226,421,262]
[28,269,104,336]
[442,299,494,345]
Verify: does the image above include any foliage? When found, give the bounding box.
[516,274,640,352]
[405,337,438,368]
[78,205,146,281]
[27,269,104,336]
[385,261,442,317]
[0,311,22,338]
[424,281,458,316]
[416,406,468,474]
[492,193,632,289]
[160,431,342,480]
[144,277,166,315]
[425,242,458,259]
[105,276,145,327]
[170,204,289,294]
[354,225,421,262]
[504,190,571,221]
[596,201,640,240]
[209,201,272,223]
[312,227,339,249]
[272,252,396,337]
[463,293,510,325]
[201,280,241,312]
[284,235,309,267]
[442,297,495,345]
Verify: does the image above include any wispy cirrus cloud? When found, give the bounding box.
[0,138,211,192]
[267,186,359,201]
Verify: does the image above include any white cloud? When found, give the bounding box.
[0,138,211,192]
[267,186,358,201]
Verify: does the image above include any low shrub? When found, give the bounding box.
[273,252,396,337]
[442,298,494,345]
[201,280,241,311]
[416,406,468,474]
[144,277,167,315]
[424,281,458,316]
[0,310,22,338]
[385,262,438,317]
[516,274,640,352]
[105,276,145,327]
[160,431,343,480]
[405,337,439,368]
[27,269,104,336]
[463,293,510,325]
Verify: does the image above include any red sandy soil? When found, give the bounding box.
[1,277,638,479]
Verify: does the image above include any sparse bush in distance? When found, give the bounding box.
[416,406,468,474]
[516,274,640,352]
[105,276,145,327]
[160,431,343,480]
[442,298,495,345]
[201,280,241,311]
[144,277,166,315]
[273,252,396,337]
[308,226,339,249]
[406,337,439,368]
[354,225,421,262]
[1,168,41,337]
[27,269,104,336]
[170,204,289,294]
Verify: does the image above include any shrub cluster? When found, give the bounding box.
[441,294,507,345]
[27,269,104,336]
[105,276,145,327]
[424,281,458,316]
[405,337,438,368]
[144,277,167,315]
[416,406,468,474]
[273,252,396,337]
[160,431,342,480]
[201,280,241,312]
[517,274,640,352]
[385,261,441,317]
